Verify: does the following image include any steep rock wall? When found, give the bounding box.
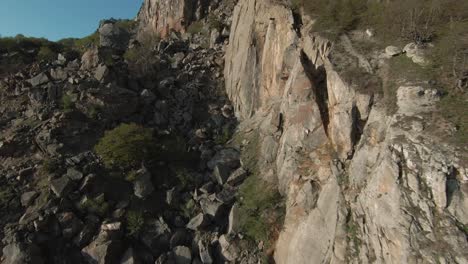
[136,0,211,38]
[224,0,468,263]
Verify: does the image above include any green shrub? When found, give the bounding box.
[237,176,284,249]
[80,194,110,217]
[37,46,57,62]
[61,94,75,111]
[125,32,160,76]
[116,19,137,31]
[207,14,223,31]
[126,210,145,236]
[214,125,232,145]
[94,123,156,170]
[187,21,205,35]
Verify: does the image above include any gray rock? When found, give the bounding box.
[82,238,124,264]
[2,243,44,264]
[94,64,109,82]
[169,229,191,248]
[99,21,130,50]
[212,163,232,185]
[385,46,402,57]
[198,240,213,264]
[227,203,240,235]
[50,67,68,81]
[66,167,84,181]
[50,176,73,198]
[215,186,236,204]
[120,248,136,264]
[186,213,208,231]
[218,235,239,262]
[28,72,49,87]
[166,187,178,206]
[200,198,224,218]
[133,166,154,199]
[207,148,240,170]
[140,218,171,256]
[21,191,38,207]
[57,212,84,239]
[173,246,192,264]
[226,167,248,186]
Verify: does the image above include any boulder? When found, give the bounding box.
[403,42,429,65]
[385,46,402,57]
[169,229,192,248]
[186,213,209,231]
[140,218,171,256]
[212,163,232,185]
[82,239,124,264]
[172,246,192,264]
[207,148,240,170]
[94,64,110,82]
[133,166,154,199]
[200,198,224,218]
[20,191,38,207]
[2,243,44,264]
[227,203,240,235]
[198,240,213,264]
[57,212,84,239]
[226,168,248,186]
[66,167,84,181]
[50,176,73,198]
[81,48,99,71]
[50,67,68,81]
[28,72,50,87]
[120,248,136,264]
[218,235,239,262]
[99,21,130,50]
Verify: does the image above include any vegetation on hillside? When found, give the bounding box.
[94,123,156,170]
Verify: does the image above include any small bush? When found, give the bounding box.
[126,210,145,236]
[61,94,75,111]
[207,14,223,31]
[80,194,109,217]
[187,21,205,35]
[94,123,156,170]
[125,32,160,76]
[37,46,57,62]
[214,125,232,145]
[237,176,284,249]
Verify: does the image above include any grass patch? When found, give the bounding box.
[61,94,75,111]
[126,210,145,236]
[237,176,285,253]
[437,93,468,144]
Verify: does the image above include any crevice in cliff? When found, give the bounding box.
[291,9,303,38]
[445,167,459,208]
[300,51,330,136]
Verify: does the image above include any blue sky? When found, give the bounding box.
[0,0,144,41]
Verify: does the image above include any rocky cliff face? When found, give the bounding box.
[0,0,466,263]
[137,0,214,38]
[224,0,468,263]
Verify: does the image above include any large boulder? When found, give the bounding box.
[2,243,44,264]
[28,72,50,87]
[133,166,155,199]
[99,20,130,50]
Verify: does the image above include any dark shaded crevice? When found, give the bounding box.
[291,9,303,38]
[445,167,459,208]
[300,51,330,136]
[350,94,373,157]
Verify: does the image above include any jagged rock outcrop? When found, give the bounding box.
[224,0,468,263]
[136,0,212,38]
